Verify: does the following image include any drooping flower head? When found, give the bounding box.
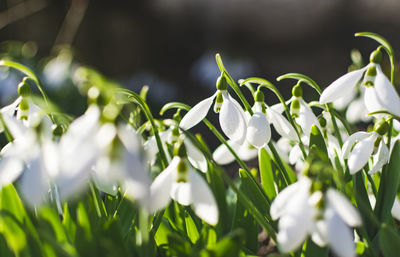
[180,75,247,144]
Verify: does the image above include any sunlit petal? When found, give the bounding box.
[246,112,271,148]
[219,94,247,144]
[189,169,218,225]
[170,182,192,206]
[320,67,366,104]
[326,189,361,227]
[180,93,216,130]
[348,134,376,174]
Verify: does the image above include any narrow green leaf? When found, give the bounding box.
[375,140,400,223]
[232,198,258,253]
[379,223,400,257]
[309,125,328,156]
[258,148,277,200]
[184,211,200,244]
[355,32,394,60]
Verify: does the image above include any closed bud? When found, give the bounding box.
[292,84,303,98]
[216,75,228,91]
[254,89,264,102]
[370,48,383,64]
[318,116,327,128]
[17,81,30,97]
[52,124,63,136]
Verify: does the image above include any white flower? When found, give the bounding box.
[342,131,388,174]
[320,63,400,118]
[246,102,271,148]
[149,156,219,225]
[271,178,361,257]
[180,88,247,144]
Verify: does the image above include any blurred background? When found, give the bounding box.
[1,0,400,148]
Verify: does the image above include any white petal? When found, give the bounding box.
[267,109,297,141]
[346,97,371,123]
[325,208,356,257]
[333,87,356,110]
[0,156,24,187]
[170,182,192,205]
[19,156,49,207]
[277,214,310,253]
[374,66,400,117]
[341,131,370,160]
[180,94,216,130]
[189,169,219,225]
[246,112,271,148]
[185,138,208,173]
[219,94,247,144]
[326,189,361,227]
[311,219,328,247]
[149,157,179,212]
[212,142,237,165]
[368,142,389,175]
[237,144,258,161]
[391,196,400,221]
[289,144,302,165]
[296,98,319,137]
[270,178,311,220]
[364,86,385,116]
[348,134,376,174]
[320,68,366,104]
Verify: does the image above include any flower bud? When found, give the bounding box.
[370,48,383,64]
[254,89,264,102]
[216,75,228,91]
[291,98,300,118]
[173,110,182,122]
[52,124,63,137]
[292,84,303,98]
[17,80,30,97]
[213,91,223,113]
[318,116,327,128]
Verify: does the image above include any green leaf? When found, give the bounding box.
[184,211,200,244]
[199,229,245,257]
[232,198,258,253]
[276,73,321,94]
[39,207,68,243]
[379,223,400,257]
[302,239,328,257]
[309,125,328,156]
[375,140,400,223]
[258,148,277,200]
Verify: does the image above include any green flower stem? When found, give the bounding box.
[268,142,291,185]
[326,104,344,147]
[215,54,253,114]
[138,208,152,257]
[240,78,307,160]
[116,88,168,169]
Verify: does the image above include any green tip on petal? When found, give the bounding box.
[292,84,303,98]
[17,81,31,97]
[370,48,383,64]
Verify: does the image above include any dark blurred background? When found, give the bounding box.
[1,0,400,147]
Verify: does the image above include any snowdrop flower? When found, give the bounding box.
[266,103,297,141]
[342,120,389,174]
[246,89,271,148]
[150,154,219,225]
[51,105,103,199]
[271,177,361,257]
[320,48,400,118]
[290,84,319,139]
[180,75,247,144]
[93,124,151,202]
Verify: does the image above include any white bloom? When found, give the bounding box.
[150,156,219,225]
[246,102,271,148]
[320,63,400,118]
[342,131,388,174]
[271,178,361,257]
[180,90,247,144]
